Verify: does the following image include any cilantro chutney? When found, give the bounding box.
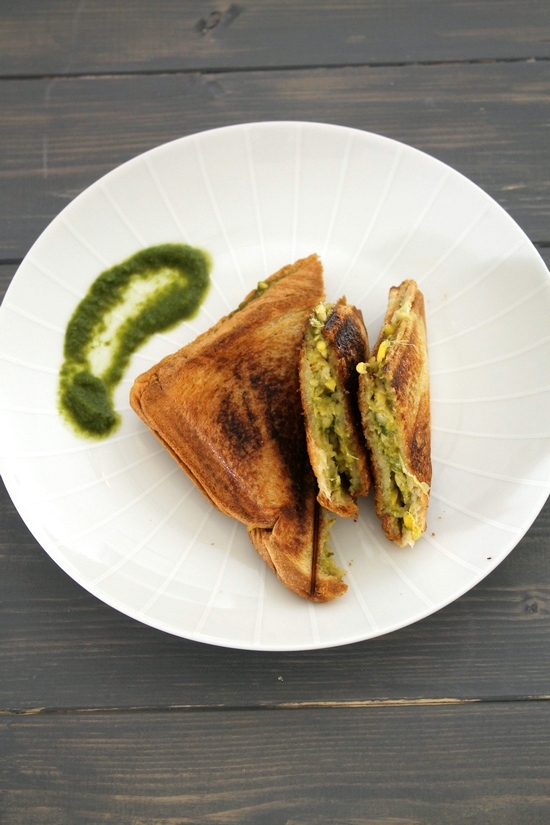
[59,243,211,439]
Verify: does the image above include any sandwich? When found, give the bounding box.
[130,254,347,602]
[357,280,431,547]
[300,298,371,519]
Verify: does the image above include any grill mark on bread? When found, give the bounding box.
[324,304,368,369]
[217,387,263,458]
[249,365,312,509]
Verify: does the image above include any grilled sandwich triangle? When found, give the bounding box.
[130,254,347,602]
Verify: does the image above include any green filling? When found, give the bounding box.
[318,514,345,579]
[366,379,423,541]
[320,545,345,579]
[59,243,211,439]
[231,279,270,315]
[306,304,361,500]
[358,302,428,543]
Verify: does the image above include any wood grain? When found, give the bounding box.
[1,702,550,824]
[2,60,549,260]
[1,0,550,77]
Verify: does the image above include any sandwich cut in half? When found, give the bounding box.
[130,254,347,602]
[357,280,431,547]
[300,298,371,519]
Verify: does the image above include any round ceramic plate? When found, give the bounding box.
[1,121,550,651]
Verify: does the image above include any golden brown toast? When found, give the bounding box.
[358,280,431,547]
[300,298,371,519]
[130,254,347,602]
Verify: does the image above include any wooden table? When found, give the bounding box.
[1,3,550,822]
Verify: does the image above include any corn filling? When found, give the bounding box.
[306,303,362,501]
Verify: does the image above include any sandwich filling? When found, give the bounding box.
[357,298,429,545]
[305,303,365,506]
[232,279,270,315]
[310,506,344,596]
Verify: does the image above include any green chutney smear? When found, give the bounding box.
[59,243,211,439]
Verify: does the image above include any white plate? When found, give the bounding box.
[1,121,550,651]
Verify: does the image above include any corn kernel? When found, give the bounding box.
[377,339,389,362]
[356,361,367,374]
[325,378,336,392]
[315,303,327,323]
[403,512,415,530]
[383,323,396,336]
[316,340,327,356]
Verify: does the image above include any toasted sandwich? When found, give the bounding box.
[357,280,431,547]
[130,254,347,602]
[300,298,371,519]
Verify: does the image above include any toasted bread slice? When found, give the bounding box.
[357,280,431,547]
[130,254,347,602]
[300,298,371,518]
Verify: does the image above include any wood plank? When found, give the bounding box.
[1,0,549,77]
[1,468,549,710]
[1,61,549,260]
[1,702,550,824]
[0,264,18,300]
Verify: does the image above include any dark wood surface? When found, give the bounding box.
[1,3,550,823]
[2,0,550,76]
[3,704,550,825]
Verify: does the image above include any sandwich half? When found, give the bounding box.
[300,298,371,519]
[357,280,431,547]
[130,254,347,602]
